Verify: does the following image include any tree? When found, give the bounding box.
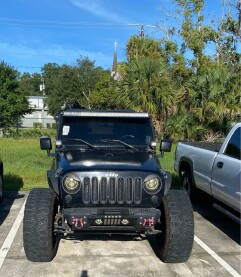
[42,57,112,116]
[156,0,241,140]
[42,63,79,115]
[118,57,176,133]
[19,72,42,96]
[188,65,241,132]
[0,62,30,129]
[74,58,111,109]
[126,36,166,62]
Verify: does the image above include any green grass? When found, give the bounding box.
[0,138,51,191]
[0,138,180,191]
[158,144,181,189]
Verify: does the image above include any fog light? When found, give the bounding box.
[151,195,159,204]
[121,219,129,225]
[95,219,103,225]
[65,194,72,203]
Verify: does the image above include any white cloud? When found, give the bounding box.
[71,0,128,23]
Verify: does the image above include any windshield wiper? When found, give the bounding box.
[100,139,137,150]
[63,138,98,150]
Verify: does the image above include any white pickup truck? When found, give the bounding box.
[174,123,241,223]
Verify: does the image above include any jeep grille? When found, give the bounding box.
[83,177,142,205]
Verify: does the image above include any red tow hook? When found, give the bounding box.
[73,217,83,228]
[143,217,155,227]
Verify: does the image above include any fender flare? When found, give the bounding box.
[47,170,59,195]
[178,157,196,187]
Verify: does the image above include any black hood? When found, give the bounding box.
[56,149,160,172]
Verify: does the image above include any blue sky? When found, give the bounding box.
[0,0,238,74]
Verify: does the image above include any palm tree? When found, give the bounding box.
[126,36,164,62]
[119,58,176,133]
[187,65,241,133]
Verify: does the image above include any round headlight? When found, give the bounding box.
[144,177,160,192]
[63,175,80,193]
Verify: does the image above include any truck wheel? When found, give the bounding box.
[23,188,59,262]
[0,174,3,201]
[181,171,198,201]
[156,190,194,263]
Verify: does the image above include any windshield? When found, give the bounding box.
[58,116,154,147]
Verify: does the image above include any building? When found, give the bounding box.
[21,96,55,128]
[111,41,122,81]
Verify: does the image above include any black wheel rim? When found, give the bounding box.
[183,177,190,196]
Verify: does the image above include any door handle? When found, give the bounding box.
[217,162,223,168]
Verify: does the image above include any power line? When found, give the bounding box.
[0,18,158,29]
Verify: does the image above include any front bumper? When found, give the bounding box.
[63,207,161,232]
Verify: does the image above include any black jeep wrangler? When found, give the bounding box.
[23,109,194,263]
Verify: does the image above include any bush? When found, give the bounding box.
[33,122,43,129]
[3,128,19,138]
[52,123,56,129]
[46,123,51,129]
[2,128,56,138]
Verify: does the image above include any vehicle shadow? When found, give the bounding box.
[64,232,146,242]
[0,173,25,226]
[192,193,240,245]
[63,231,163,262]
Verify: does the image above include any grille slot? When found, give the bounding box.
[83,177,90,204]
[92,177,99,204]
[109,177,116,204]
[82,176,142,205]
[100,177,107,204]
[117,178,125,204]
[134,177,142,204]
[126,177,133,204]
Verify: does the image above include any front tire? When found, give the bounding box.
[156,190,194,263]
[0,173,4,202]
[23,188,59,262]
[181,171,198,201]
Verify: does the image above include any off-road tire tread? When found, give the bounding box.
[23,188,58,262]
[0,173,3,202]
[158,190,194,263]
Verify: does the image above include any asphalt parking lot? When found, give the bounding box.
[0,191,240,277]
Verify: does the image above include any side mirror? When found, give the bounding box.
[160,138,172,157]
[40,136,52,151]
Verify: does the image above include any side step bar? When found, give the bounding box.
[212,203,241,224]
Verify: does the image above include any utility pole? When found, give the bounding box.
[40,78,45,129]
[139,25,144,38]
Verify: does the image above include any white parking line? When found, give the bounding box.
[194,235,241,277]
[0,199,26,269]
